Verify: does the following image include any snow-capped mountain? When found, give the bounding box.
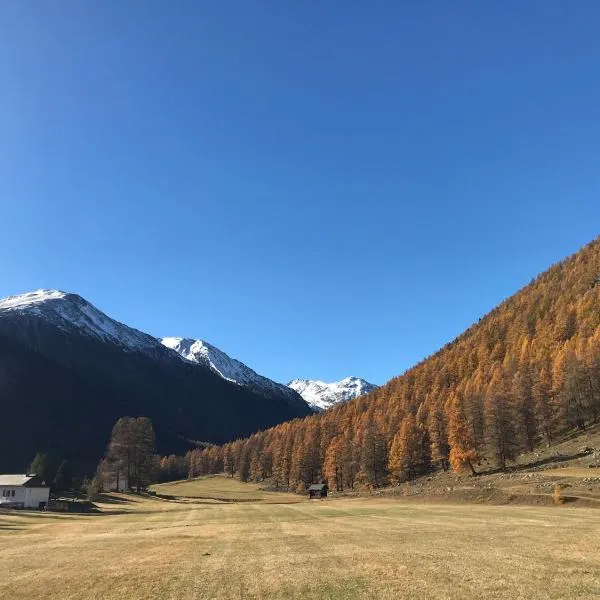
[288,377,378,411]
[161,334,376,413]
[0,289,162,355]
[0,289,312,473]
[161,337,306,409]
[0,290,307,410]
[0,290,365,416]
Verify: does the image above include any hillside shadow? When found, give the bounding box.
[473,449,594,477]
[512,449,594,472]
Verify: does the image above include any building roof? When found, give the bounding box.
[0,474,47,487]
[308,483,327,491]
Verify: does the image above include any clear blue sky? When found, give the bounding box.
[1,2,599,386]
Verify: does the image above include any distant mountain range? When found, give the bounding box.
[0,289,376,474]
[288,377,378,410]
[161,337,376,411]
[0,290,311,473]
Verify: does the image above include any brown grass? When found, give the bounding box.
[150,474,300,503]
[1,484,599,599]
[539,467,600,478]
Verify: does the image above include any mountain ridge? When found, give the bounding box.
[161,336,308,412]
[1,290,372,415]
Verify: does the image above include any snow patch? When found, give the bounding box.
[0,289,68,309]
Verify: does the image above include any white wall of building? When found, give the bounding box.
[24,487,50,508]
[0,485,49,508]
[0,486,26,505]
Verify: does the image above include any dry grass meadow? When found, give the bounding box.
[150,475,300,503]
[1,476,599,600]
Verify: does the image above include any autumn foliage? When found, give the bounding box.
[182,238,600,490]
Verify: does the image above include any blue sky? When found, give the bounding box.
[1,2,599,385]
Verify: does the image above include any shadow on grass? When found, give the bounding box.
[0,509,75,520]
[96,494,135,504]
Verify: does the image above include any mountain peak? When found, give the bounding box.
[0,289,159,354]
[161,337,233,379]
[288,377,378,411]
[161,337,309,411]
[340,376,368,384]
[0,289,70,309]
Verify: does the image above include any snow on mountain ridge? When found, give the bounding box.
[161,337,305,406]
[288,377,378,411]
[0,289,161,354]
[0,290,358,414]
[162,337,251,384]
[0,289,68,308]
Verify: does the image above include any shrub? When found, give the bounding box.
[294,482,307,494]
[552,485,565,505]
[87,477,100,502]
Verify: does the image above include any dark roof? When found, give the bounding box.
[308,483,327,491]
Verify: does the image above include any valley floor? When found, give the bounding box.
[1,483,599,599]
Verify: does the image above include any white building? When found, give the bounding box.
[0,474,50,509]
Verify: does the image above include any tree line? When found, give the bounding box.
[28,417,191,497]
[27,453,74,494]
[177,237,600,490]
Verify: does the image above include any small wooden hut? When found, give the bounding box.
[308,483,328,499]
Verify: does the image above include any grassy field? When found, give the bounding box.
[150,475,300,503]
[1,484,599,599]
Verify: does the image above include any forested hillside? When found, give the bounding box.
[182,237,600,491]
